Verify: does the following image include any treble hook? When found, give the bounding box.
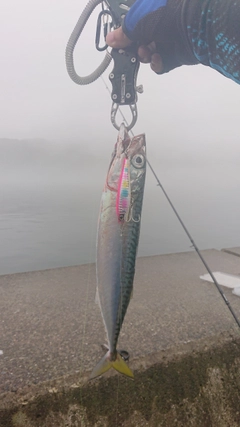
[125,205,141,223]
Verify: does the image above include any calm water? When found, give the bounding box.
[0,158,240,276]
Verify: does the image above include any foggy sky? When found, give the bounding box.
[1,1,240,274]
[1,0,240,161]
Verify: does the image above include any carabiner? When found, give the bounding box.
[95,10,113,52]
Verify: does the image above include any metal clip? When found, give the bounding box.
[95,10,113,52]
[111,102,137,131]
[109,47,139,105]
[104,0,136,26]
[109,45,141,130]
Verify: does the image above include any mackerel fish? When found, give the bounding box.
[90,124,146,379]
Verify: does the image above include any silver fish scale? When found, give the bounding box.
[112,192,143,351]
[96,130,146,358]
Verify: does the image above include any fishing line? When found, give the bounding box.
[147,160,240,329]
[115,376,120,426]
[101,75,240,329]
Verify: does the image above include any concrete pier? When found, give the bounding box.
[1,248,240,426]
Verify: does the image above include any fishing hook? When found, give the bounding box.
[125,205,141,223]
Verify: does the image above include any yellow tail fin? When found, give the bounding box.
[90,351,133,380]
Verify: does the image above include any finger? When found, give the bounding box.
[150,53,164,74]
[147,42,157,54]
[138,45,152,63]
[106,27,132,48]
[138,42,158,63]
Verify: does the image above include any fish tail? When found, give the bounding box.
[90,351,134,380]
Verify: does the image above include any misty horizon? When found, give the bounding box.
[1,0,240,275]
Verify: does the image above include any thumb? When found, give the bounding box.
[106,27,132,48]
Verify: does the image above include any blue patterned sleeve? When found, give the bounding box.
[122,0,240,84]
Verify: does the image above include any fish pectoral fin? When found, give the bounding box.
[90,351,134,380]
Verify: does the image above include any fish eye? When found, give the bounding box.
[131,154,145,168]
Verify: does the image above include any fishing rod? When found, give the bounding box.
[146,161,240,329]
[100,76,240,330]
[66,1,240,329]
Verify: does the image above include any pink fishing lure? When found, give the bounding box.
[116,158,131,222]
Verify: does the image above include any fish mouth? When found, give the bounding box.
[116,123,146,158]
[107,123,131,173]
[107,124,146,191]
[116,123,131,156]
[120,125,131,153]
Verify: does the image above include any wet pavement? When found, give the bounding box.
[1,248,240,395]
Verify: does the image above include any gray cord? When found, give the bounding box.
[65,0,112,85]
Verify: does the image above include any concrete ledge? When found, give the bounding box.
[222,247,240,258]
[1,249,240,426]
[1,333,240,427]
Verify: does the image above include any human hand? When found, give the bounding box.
[106,0,198,75]
[106,0,240,85]
[106,27,164,74]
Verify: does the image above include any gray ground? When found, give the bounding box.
[1,248,240,395]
